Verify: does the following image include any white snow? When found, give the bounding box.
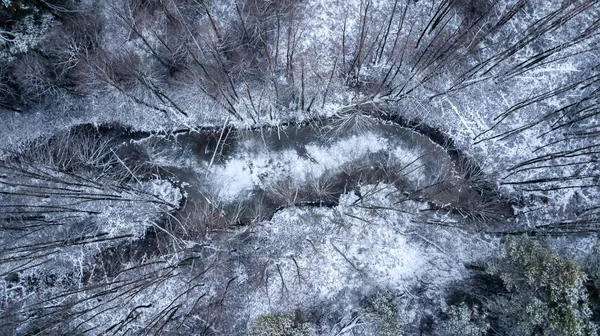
[242,184,494,321]
[210,132,390,201]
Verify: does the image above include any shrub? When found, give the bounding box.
[438,303,487,336]
[250,313,316,336]
[10,52,60,103]
[360,291,402,336]
[265,177,305,207]
[0,1,60,62]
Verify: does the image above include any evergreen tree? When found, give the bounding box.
[486,238,595,336]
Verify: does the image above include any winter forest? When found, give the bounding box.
[1,0,600,335]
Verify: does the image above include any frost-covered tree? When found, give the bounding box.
[485,238,595,336]
[359,291,405,336]
[250,314,316,336]
[438,302,487,336]
[0,0,75,61]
